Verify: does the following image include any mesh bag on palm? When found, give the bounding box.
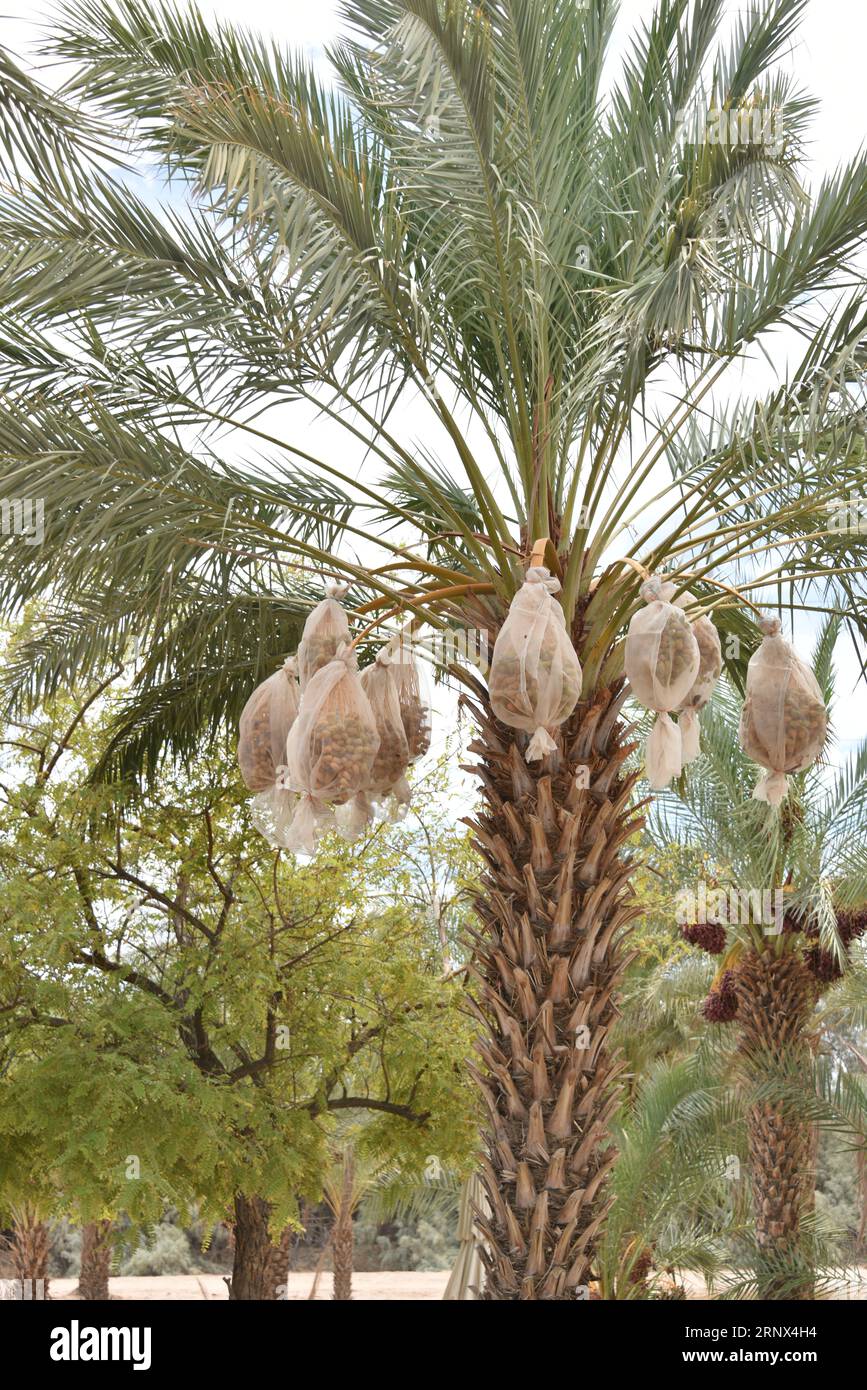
[284,645,380,853]
[488,566,582,761]
[336,636,431,838]
[389,633,431,763]
[335,650,411,840]
[660,582,722,764]
[237,656,300,793]
[625,577,700,789]
[249,778,299,850]
[297,580,351,689]
[738,615,828,806]
[361,648,412,800]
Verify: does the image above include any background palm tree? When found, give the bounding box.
[321,1149,361,1301]
[2,1204,51,1300]
[313,1141,461,1299]
[1,0,867,1298]
[649,623,867,1296]
[77,1219,113,1301]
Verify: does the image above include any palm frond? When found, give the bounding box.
[0,0,862,777]
[0,47,111,184]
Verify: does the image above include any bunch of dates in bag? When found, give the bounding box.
[738,615,828,806]
[237,656,301,848]
[488,566,582,761]
[625,577,701,789]
[284,644,381,853]
[659,581,722,765]
[336,635,431,839]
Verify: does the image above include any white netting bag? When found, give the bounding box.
[249,777,300,850]
[738,615,828,806]
[488,566,583,761]
[390,634,431,763]
[284,645,380,853]
[336,636,431,839]
[361,648,412,797]
[625,577,701,789]
[333,790,377,843]
[237,656,300,793]
[297,580,351,689]
[334,649,410,840]
[659,582,722,764]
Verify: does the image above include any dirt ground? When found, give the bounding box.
[41,1269,867,1300]
[47,1272,452,1300]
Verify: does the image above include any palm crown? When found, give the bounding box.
[651,621,867,961]
[0,0,866,763]
[2,0,867,1301]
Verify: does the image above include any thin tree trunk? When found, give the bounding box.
[8,1204,51,1299]
[77,1220,113,1300]
[228,1194,285,1300]
[332,1152,355,1301]
[463,673,643,1300]
[734,949,815,1299]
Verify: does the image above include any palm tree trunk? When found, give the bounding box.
[267,1225,293,1300]
[77,1220,113,1300]
[228,1194,285,1300]
[463,674,644,1300]
[332,1151,355,1301]
[734,949,815,1299]
[8,1204,51,1299]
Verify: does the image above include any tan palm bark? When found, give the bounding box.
[77,1220,113,1300]
[462,672,644,1300]
[331,1151,355,1302]
[734,948,815,1299]
[267,1225,294,1300]
[228,1194,287,1300]
[7,1204,51,1299]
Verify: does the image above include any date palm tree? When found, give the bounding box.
[649,623,867,1296]
[321,1148,362,1301]
[77,1220,113,1301]
[3,1204,51,1300]
[2,0,867,1298]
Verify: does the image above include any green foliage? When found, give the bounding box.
[119,1222,199,1277]
[48,1219,82,1278]
[815,1130,862,1251]
[356,1204,459,1272]
[0,657,479,1234]
[598,1054,739,1299]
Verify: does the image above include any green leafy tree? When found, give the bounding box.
[0,668,477,1298]
[2,0,867,1297]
